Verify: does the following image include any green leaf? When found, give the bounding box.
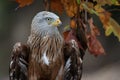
[93,0,120,6]
[111,0,120,5]
[105,26,113,36]
[77,0,80,4]
[82,3,98,15]
[111,0,118,4]
[90,9,99,15]
[104,18,120,41]
[64,25,70,31]
[109,18,120,41]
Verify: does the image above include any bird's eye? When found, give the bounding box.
[47,18,50,20]
[45,17,53,25]
[46,17,52,21]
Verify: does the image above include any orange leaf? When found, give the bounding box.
[94,6,111,29]
[61,0,78,17]
[63,31,70,40]
[66,10,75,17]
[50,0,63,14]
[15,0,34,7]
[70,19,77,28]
[99,11,111,29]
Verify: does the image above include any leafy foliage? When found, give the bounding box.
[94,6,120,41]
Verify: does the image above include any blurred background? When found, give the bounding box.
[0,0,120,80]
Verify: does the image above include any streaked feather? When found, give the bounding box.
[64,40,83,80]
[9,42,29,80]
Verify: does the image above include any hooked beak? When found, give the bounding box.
[52,18,62,27]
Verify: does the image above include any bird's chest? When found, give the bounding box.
[29,36,64,74]
[30,46,63,79]
[31,48,63,67]
[30,39,63,64]
[28,34,64,79]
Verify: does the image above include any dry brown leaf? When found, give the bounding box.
[88,18,100,36]
[87,34,105,56]
[15,0,34,7]
[50,0,63,14]
[63,31,70,40]
[87,18,105,56]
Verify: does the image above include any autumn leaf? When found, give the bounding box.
[15,0,34,7]
[50,0,63,14]
[93,0,120,6]
[61,0,78,17]
[87,34,105,56]
[95,6,120,41]
[106,18,120,41]
[94,6,110,29]
[88,18,100,36]
[111,0,118,4]
[105,26,113,36]
[87,18,105,56]
[77,0,80,4]
[70,19,77,28]
[82,2,98,15]
[63,30,70,40]
[98,11,111,28]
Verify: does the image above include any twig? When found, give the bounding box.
[43,0,50,11]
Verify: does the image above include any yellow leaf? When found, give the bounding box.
[64,25,70,31]
[93,0,120,6]
[103,18,120,41]
[82,3,98,15]
[109,18,120,41]
[95,7,111,29]
[105,26,113,36]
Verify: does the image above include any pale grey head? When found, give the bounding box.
[31,11,62,36]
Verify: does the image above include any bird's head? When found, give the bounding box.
[31,11,62,36]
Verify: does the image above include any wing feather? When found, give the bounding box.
[64,40,83,80]
[9,42,30,80]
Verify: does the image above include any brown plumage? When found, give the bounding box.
[27,33,64,80]
[9,11,83,80]
[63,29,84,80]
[9,42,29,80]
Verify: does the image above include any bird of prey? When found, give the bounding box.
[9,11,84,80]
